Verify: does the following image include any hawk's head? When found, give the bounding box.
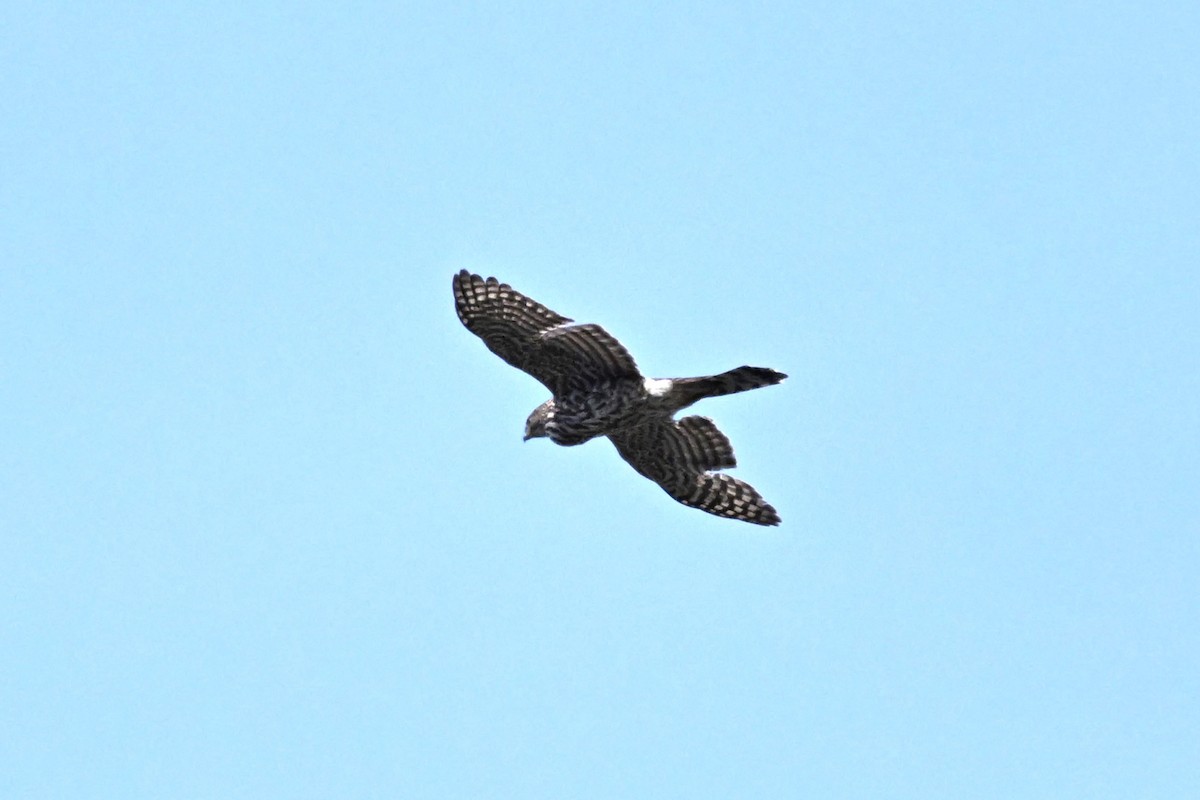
[524,400,554,441]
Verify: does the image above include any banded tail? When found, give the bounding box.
[668,366,786,410]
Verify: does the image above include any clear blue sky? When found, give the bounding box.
[3,2,1197,797]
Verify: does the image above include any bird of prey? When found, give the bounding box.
[452,270,786,526]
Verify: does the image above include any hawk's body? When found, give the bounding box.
[453,270,785,526]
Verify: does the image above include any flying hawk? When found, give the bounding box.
[453,270,786,526]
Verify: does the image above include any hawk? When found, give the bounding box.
[452,270,786,526]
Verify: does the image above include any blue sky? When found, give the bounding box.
[3,2,1197,797]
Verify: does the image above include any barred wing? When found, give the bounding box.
[453,270,640,393]
[610,416,781,526]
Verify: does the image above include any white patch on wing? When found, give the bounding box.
[644,378,673,397]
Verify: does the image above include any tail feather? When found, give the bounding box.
[670,366,786,409]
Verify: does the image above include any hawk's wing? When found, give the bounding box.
[610,416,781,526]
[453,270,641,393]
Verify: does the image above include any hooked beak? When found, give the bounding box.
[522,434,531,442]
